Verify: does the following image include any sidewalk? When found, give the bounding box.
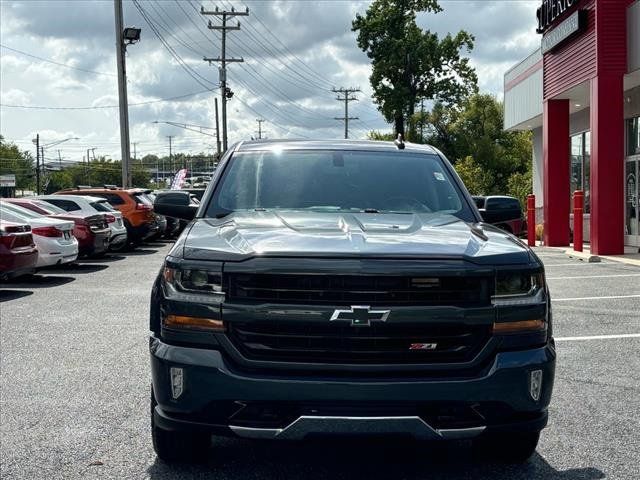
[531,243,640,267]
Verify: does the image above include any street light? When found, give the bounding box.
[115,0,140,188]
[123,27,141,45]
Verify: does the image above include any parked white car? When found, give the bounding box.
[0,201,78,268]
[37,195,128,250]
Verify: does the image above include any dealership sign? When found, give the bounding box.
[0,174,16,187]
[537,0,579,33]
[541,9,587,54]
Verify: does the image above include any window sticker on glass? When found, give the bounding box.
[433,172,446,181]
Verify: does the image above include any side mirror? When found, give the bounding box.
[154,203,197,221]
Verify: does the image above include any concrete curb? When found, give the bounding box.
[565,249,601,263]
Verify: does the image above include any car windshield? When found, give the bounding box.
[134,193,154,205]
[32,200,65,214]
[210,149,473,220]
[0,201,43,220]
[90,200,116,212]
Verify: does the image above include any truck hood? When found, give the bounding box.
[181,211,532,265]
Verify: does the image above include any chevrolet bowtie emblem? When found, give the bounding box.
[330,305,390,327]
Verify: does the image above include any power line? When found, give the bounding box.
[0,44,116,77]
[0,89,211,110]
[132,0,218,92]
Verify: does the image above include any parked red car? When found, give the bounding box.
[0,220,38,280]
[5,198,110,257]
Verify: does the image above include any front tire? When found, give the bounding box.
[474,431,540,463]
[150,390,210,463]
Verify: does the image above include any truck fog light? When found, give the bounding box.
[530,369,543,401]
[170,367,184,399]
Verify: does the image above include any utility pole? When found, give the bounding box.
[420,99,425,143]
[57,149,62,169]
[114,0,140,188]
[167,135,173,174]
[214,97,221,156]
[35,134,40,194]
[40,147,45,179]
[202,5,249,152]
[132,142,137,162]
[255,119,265,139]
[332,87,360,139]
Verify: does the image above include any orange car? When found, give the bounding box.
[55,187,160,244]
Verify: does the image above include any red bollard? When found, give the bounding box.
[573,190,584,252]
[527,194,536,247]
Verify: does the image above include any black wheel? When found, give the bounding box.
[150,390,210,464]
[474,431,540,463]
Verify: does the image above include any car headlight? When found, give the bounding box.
[494,271,544,298]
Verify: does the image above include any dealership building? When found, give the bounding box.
[504,0,640,254]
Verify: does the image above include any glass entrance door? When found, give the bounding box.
[625,156,639,247]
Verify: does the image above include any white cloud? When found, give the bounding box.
[0,0,540,160]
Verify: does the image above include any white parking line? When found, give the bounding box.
[554,294,640,302]
[547,274,640,280]
[544,262,612,267]
[556,334,640,341]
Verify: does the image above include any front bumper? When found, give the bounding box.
[150,336,555,440]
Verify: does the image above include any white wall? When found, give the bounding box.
[504,70,544,130]
[504,50,543,131]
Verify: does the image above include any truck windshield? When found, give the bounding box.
[210,149,474,220]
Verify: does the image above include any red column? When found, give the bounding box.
[543,99,570,247]
[589,75,625,255]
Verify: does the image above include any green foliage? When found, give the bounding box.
[352,0,477,139]
[422,94,532,199]
[0,135,35,190]
[367,131,396,141]
[506,170,533,208]
[43,157,153,193]
[454,156,492,196]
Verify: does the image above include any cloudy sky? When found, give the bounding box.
[0,0,540,162]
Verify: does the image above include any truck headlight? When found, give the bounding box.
[162,263,225,305]
[494,271,545,300]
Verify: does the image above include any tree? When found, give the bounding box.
[454,156,492,196]
[414,94,533,202]
[367,131,396,141]
[0,135,35,190]
[352,0,477,139]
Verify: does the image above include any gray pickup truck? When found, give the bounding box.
[150,139,555,464]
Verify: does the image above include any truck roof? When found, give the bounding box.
[235,139,439,155]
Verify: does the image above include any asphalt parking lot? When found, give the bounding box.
[1,244,639,480]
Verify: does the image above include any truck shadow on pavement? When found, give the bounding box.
[146,437,606,480]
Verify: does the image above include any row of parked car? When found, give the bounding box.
[0,187,200,280]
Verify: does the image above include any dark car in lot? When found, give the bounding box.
[153,190,200,238]
[0,220,38,280]
[473,195,525,236]
[150,140,555,465]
